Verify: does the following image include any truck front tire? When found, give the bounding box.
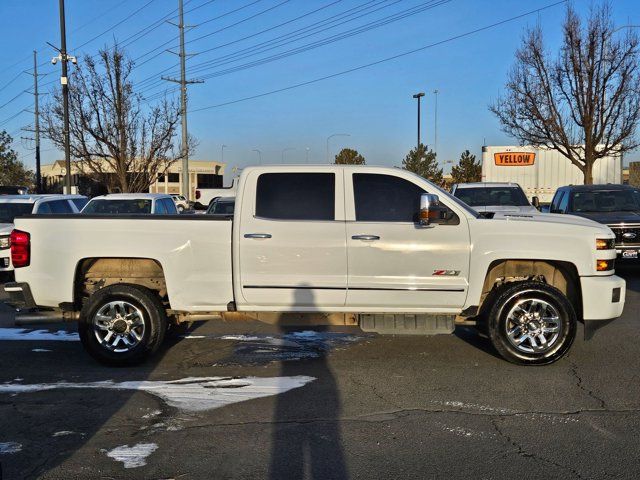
[486,281,576,365]
[78,284,167,367]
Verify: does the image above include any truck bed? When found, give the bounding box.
[12,215,233,311]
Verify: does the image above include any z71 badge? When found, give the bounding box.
[433,270,460,276]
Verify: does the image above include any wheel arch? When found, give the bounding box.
[73,257,169,309]
[476,259,582,319]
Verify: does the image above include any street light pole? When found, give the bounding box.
[433,89,439,158]
[326,133,350,163]
[412,92,425,149]
[252,148,262,165]
[281,147,295,162]
[305,147,310,163]
[221,144,227,165]
[58,0,72,194]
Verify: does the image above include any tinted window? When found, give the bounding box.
[558,192,570,213]
[46,200,73,214]
[155,199,167,215]
[454,186,529,207]
[550,190,564,212]
[71,198,88,210]
[256,173,334,220]
[36,202,52,214]
[162,198,177,214]
[354,173,425,222]
[0,203,34,223]
[569,189,640,213]
[83,199,153,214]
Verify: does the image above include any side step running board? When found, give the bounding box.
[358,314,455,335]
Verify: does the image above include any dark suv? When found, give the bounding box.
[550,184,640,260]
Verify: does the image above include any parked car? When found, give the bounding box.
[5,166,624,366]
[550,184,640,260]
[0,194,87,277]
[206,196,235,216]
[171,194,189,212]
[0,186,30,195]
[451,182,539,214]
[82,193,178,215]
[194,179,237,210]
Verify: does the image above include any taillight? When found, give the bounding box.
[10,230,30,268]
[195,190,201,200]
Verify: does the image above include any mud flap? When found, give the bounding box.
[359,314,455,335]
[584,318,616,341]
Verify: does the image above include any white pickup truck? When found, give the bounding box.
[4,166,625,366]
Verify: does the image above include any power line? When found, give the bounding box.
[140,0,444,100]
[137,0,396,97]
[189,0,568,113]
[0,90,28,111]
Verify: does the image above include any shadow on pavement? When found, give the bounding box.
[269,287,348,480]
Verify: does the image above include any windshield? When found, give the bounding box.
[207,200,235,215]
[454,186,530,207]
[0,202,34,223]
[571,189,640,213]
[83,199,152,214]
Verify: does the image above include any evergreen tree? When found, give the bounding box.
[451,150,482,183]
[334,148,365,165]
[401,143,442,184]
[0,131,33,187]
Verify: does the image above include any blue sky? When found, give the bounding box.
[0,0,638,180]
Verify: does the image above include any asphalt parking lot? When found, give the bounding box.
[0,267,639,480]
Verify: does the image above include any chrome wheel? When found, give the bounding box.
[504,298,562,354]
[92,301,145,353]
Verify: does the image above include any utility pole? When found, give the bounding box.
[412,92,425,149]
[52,0,76,194]
[162,0,203,202]
[24,51,45,193]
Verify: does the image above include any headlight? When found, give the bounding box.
[596,238,615,250]
[0,236,9,249]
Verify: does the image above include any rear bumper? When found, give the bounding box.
[580,275,625,321]
[3,282,37,310]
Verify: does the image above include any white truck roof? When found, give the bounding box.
[90,193,172,201]
[454,182,522,189]
[0,194,85,203]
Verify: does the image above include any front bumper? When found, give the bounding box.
[3,282,37,310]
[580,275,625,321]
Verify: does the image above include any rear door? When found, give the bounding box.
[238,169,347,308]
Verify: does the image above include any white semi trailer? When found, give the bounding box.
[481,146,622,204]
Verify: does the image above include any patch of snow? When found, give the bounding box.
[181,335,206,339]
[220,334,268,341]
[0,442,22,454]
[142,409,162,419]
[0,328,78,342]
[0,376,315,412]
[52,431,75,437]
[106,443,158,468]
[440,425,495,439]
[32,348,52,352]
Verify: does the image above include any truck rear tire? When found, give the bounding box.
[78,284,167,367]
[486,281,576,365]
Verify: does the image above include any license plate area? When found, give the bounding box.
[621,249,638,259]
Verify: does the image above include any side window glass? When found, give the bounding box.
[71,198,88,211]
[36,202,52,214]
[558,192,569,213]
[48,200,73,214]
[155,199,167,215]
[353,173,459,224]
[256,173,335,220]
[163,198,177,214]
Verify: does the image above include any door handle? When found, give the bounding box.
[351,235,380,241]
[244,233,272,239]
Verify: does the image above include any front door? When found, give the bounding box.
[238,170,347,309]
[345,171,470,311]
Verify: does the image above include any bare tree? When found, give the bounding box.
[490,4,640,184]
[43,45,191,193]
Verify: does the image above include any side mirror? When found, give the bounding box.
[419,193,440,226]
[531,196,540,209]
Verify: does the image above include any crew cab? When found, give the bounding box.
[0,194,87,278]
[550,184,640,260]
[4,166,625,366]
